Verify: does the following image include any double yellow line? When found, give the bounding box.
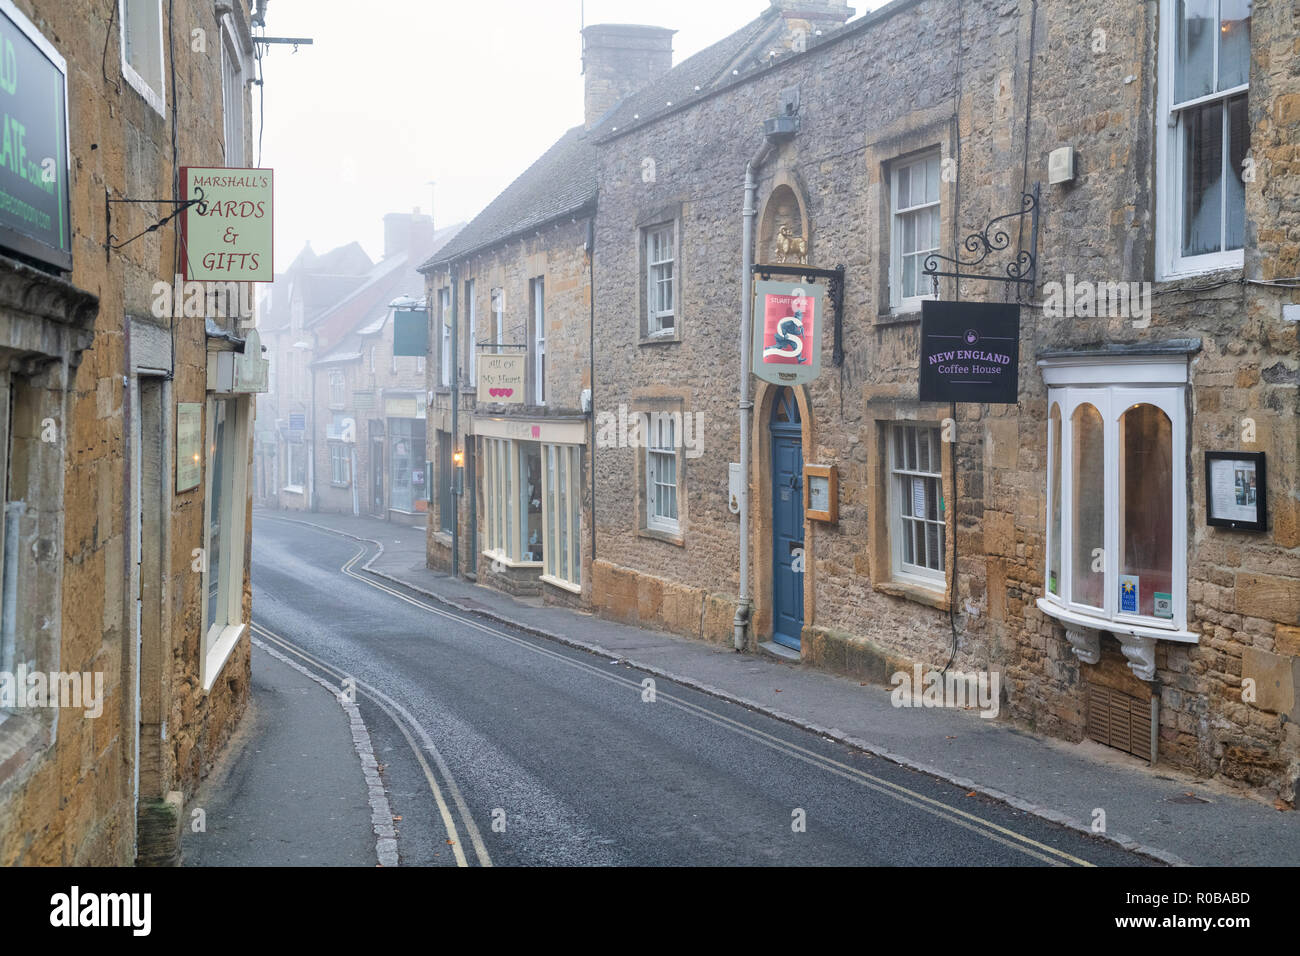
[260,517,1097,867]
[250,620,493,868]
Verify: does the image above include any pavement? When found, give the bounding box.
[240,508,1300,867]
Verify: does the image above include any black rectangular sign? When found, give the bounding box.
[919,300,1020,405]
[0,3,71,271]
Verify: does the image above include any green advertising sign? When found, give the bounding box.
[0,1,71,271]
[182,167,274,282]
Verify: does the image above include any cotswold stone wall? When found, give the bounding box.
[592,0,1300,799]
[0,0,254,864]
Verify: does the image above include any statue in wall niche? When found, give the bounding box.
[775,225,808,265]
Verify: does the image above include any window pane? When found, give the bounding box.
[1071,404,1105,609]
[1225,93,1248,251]
[1182,100,1223,257]
[557,447,567,581]
[1048,404,1062,596]
[207,401,228,629]
[570,448,581,583]
[903,213,917,254]
[1218,0,1251,91]
[897,165,910,208]
[1175,0,1216,102]
[925,156,940,204]
[1120,404,1173,617]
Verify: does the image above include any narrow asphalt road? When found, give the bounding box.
[246,515,1151,867]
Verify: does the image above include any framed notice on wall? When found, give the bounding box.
[176,403,203,493]
[1206,451,1266,532]
[803,463,837,523]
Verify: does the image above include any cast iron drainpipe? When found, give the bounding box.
[734,135,782,652]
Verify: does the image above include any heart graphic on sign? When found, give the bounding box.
[489,388,515,399]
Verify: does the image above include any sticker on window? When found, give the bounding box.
[1119,575,1140,614]
[1153,592,1173,619]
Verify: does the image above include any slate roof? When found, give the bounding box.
[422,126,598,270]
[421,6,858,272]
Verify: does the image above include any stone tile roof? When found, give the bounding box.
[422,9,791,271]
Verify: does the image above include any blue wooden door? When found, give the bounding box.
[770,389,804,650]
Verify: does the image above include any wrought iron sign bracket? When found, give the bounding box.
[753,263,847,366]
[105,186,207,259]
[922,182,1040,299]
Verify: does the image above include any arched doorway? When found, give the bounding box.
[769,387,804,650]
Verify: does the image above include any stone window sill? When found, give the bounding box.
[638,525,685,548]
[875,577,948,611]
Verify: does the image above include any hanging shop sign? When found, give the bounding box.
[752,279,823,387]
[918,300,1020,405]
[477,353,526,404]
[0,2,71,271]
[1205,451,1267,532]
[233,328,269,393]
[393,307,429,357]
[182,167,273,282]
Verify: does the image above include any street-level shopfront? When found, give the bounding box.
[386,395,427,520]
[476,416,584,594]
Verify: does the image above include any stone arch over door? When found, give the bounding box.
[757,172,812,266]
[751,380,816,650]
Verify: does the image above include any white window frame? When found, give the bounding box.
[531,277,546,405]
[369,347,376,373]
[328,369,345,408]
[482,437,537,567]
[438,288,451,387]
[491,288,505,353]
[890,153,942,312]
[644,413,680,534]
[887,423,947,589]
[1038,354,1196,643]
[329,442,350,486]
[219,21,245,166]
[541,443,582,592]
[1156,0,1250,279]
[284,440,306,492]
[200,396,250,691]
[645,224,676,336]
[119,0,166,116]
[466,279,477,386]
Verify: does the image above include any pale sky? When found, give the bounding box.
[258,0,879,267]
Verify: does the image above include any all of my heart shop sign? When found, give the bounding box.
[477,353,525,404]
[918,300,1020,405]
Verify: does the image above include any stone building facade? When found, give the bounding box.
[0,0,266,863]
[589,0,1300,800]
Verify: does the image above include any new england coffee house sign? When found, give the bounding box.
[919,300,1020,405]
[182,167,273,282]
[0,2,72,271]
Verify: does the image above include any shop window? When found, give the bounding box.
[888,423,946,588]
[482,437,518,562]
[644,224,676,336]
[202,398,249,690]
[120,0,165,114]
[542,444,582,590]
[1041,367,1188,635]
[1158,0,1250,276]
[389,417,426,513]
[286,440,306,490]
[438,431,454,535]
[890,153,941,309]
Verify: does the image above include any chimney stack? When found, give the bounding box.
[582,24,675,130]
[383,209,434,260]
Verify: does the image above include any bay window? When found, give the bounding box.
[1159,0,1251,276]
[1039,353,1195,650]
